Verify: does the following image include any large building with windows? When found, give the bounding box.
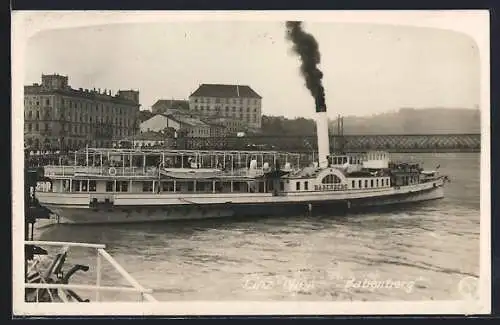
[188,84,262,129]
[24,74,140,150]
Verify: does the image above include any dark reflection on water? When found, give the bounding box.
[36,153,481,301]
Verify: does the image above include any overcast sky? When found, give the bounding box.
[24,21,480,119]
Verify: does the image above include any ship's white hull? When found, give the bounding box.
[42,205,235,225]
[350,185,444,208]
[35,182,445,226]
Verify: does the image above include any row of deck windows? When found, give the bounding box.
[106,181,129,192]
[62,179,275,193]
[351,178,390,189]
[63,180,97,192]
[59,177,391,194]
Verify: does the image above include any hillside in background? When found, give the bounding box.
[259,108,480,136]
[337,108,481,135]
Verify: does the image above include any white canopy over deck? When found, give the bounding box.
[51,146,304,178]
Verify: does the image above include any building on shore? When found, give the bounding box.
[118,131,169,149]
[151,99,190,115]
[140,114,182,134]
[140,113,226,138]
[24,74,140,150]
[201,116,247,136]
[188,84,262,129]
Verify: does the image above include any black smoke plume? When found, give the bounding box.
[285,21,326,112]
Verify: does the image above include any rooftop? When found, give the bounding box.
[152,99,190,110]
[166,114,209,127]
[161,109,196,118]
[24,84,139,106]
[190,84,262,99]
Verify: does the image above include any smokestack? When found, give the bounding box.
[316,108,330,168]
[285,21,330,167]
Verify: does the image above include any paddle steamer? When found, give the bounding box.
[33,112,449,225]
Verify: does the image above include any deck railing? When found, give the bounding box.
[44,166,158,178]
[25,240,157,302]
[42,165,301,179]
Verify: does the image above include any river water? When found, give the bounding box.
[34,152,481,302]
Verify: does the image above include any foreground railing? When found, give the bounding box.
[25,240,157,302]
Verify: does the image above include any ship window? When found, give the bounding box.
[358,180,362,188]
[364,180,368,188]
[196,181,212,192]
[371,179,374,187]
[106,181,114,192]
[120,181,128,192]
[62,180,70,192]
[304,181,308,190]
[352,180,355,188]
[296,182,301,191]
[142,181,153,192]
[162,181,174,192]
[89,180,96,192]
[321,174,341,184]
[73,180,80,192]
[258,181,265,193]
[280,181,284,191]
[376,179,379,187]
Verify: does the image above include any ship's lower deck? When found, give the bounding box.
[38,184,444,225]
